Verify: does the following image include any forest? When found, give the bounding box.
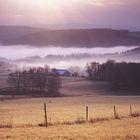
[86,60,140,91]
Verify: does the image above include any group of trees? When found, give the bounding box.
[7,66,61,96]
[86,60,140,90]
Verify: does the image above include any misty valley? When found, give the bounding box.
[0,43,140,97]
[0,0,140,139]
[1,27,140,96]
[0,45,140,70]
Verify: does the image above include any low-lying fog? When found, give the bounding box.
[0,45,135,60]
[0,45,139,70]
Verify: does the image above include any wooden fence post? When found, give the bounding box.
[86,106,89,122]
[44,103,48,127]
[130,105,132,116]
[114,105,117,119]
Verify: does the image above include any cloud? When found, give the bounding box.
[0,0,140,29]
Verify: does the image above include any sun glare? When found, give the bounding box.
[21,0,106,10]
[26,0,69,8]
[47,0,68,6]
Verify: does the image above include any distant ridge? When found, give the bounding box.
[0,25,45,40]
[121,47,140,56]
[0,25,140,47]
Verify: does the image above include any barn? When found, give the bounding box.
[51,69,71,76]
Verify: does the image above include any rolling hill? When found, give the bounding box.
[0,25,44,40]
[1,26,140,47]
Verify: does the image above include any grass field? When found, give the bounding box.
[0,96,140,125]
[0,117,140,140]
[0,96,140,140]
[0,77,140,140]
[60,77,109,95]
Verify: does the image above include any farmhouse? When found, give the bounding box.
[51,69,71,76]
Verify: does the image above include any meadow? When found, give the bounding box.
[0,77,140,140]
[0,96,140,140]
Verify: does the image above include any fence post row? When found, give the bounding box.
[41,104,138,127]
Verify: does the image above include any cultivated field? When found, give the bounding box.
[0,77,140,140]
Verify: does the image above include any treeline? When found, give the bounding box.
[17,53,101,63]
[7,66,61,97]
[86,60,140,90]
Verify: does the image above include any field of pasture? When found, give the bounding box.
[0,96,140,140]
[0,77,140,140]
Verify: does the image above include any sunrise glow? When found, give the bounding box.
[22,0,71,9]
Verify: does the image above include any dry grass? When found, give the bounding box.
[74,117,86,124]
[38,120,52,127]
[37,114,139,129]
[38,117,86,126]
[0,114,13,128]
[131,111,140,117]
[0,96,140,126]
[0,76,140,140]
[89,117,109,123]
[52,117,109,125]
[0,117,140,140]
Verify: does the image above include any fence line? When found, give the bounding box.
[41,103,140,127]
[0,102,140,128]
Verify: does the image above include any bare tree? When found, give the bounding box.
[7,66,61,96]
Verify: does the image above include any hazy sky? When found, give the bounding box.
[0,0,140,29]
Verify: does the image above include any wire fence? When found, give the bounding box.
[0,101,140,128]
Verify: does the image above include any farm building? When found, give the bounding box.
[50,69,71,76]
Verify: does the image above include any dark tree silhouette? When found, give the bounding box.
[86,60,140,91]
[7,66,61,96]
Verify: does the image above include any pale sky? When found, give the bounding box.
[0,0,140,29]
